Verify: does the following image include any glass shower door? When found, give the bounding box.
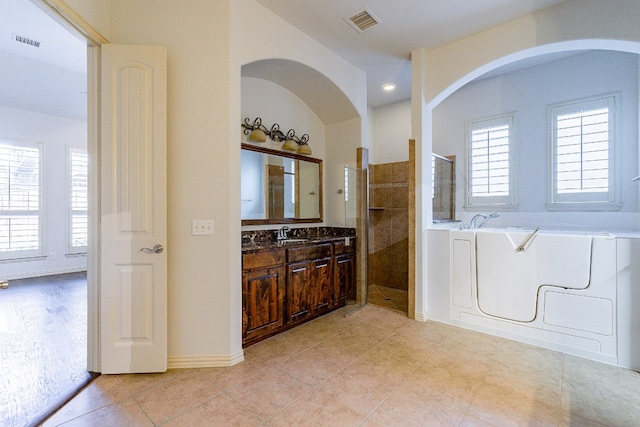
[344,165,368,316]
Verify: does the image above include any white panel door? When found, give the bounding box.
[100,44,167,374]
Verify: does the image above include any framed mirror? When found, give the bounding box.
[241,143,322,225]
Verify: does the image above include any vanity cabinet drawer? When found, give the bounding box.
[287,243,332,263]
[333,238,356,255]
[243,248,286,270]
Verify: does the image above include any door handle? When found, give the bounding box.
[140,244,164,254]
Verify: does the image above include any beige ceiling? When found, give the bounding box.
[256,0,568,107]
[0,0,573,122]
[0,0,86,120]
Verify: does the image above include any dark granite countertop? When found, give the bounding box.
[242,236,354,253]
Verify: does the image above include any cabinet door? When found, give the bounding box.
[287,261,312,323]
[334,255,356,306]
[243,265,285,343]
[311,257,333,313]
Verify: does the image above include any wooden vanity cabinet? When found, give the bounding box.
[242,238,355,347]
[286,243,333,323]
[333,239,356,306]
[242,248,286,344]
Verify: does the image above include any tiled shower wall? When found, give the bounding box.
[369,161,408,291]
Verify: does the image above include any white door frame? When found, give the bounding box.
[32,0,109,372]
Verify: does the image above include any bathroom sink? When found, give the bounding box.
[278,238,308,244]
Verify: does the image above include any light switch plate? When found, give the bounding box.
[192,219,214,235]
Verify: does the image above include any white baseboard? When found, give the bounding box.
[168,351,245,369]
[3,267,87,281]
[414,311,427,322]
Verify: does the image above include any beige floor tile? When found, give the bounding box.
[397,319,456,343]
[46,305,640,427]
[458,413,499,427]
[284,317,341,343]
[562,354,640,394]
[424,348,495,384]
[366,386,466,427]
[355,340,425,378]
[405,362,482,412]
[162,393,263,427]
[46,400,153,427]
[42,375,125,426]
[197,352,270,392]
[245,333,314,365]
[497,340,564,377]
[133,369,221,425]
[439,328,503,360]
[482,368,561,409]
[383,330,440,355]
[467,383,559,427]
[266,389,365,426]
[275,346,350,386]
[559,355,640,426]
[557,413,608,427]
[560,376,640,427]
[316,362,399,417]
[225,366,311,421]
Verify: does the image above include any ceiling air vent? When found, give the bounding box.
[345,8,381,33]
[13,34,41,48]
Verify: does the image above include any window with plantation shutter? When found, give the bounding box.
[465,114,516,208]
[549,94,619,209]
[69,147,88,253]
[0,139,42,258]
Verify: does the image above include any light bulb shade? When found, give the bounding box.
[282,139,298,152]
[249,129,266,142]
[298,143,312,155]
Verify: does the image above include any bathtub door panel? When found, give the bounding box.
[543,291,614,336]
[451,239,473,309]
[476,231,592,322]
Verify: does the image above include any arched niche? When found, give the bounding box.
[413,38,640,321]
[241,58,359,125]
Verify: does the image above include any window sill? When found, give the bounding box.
[66,252,87,258]
[463,204,519,212]
[0,255,47,264]
[545,202,623,212]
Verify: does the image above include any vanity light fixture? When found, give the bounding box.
[282,138,298,152]
[382,83,396,91]
[241,117,312,155]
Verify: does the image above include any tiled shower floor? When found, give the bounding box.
[368,284,408,314]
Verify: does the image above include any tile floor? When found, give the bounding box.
[368,285,408,314]
[44,305,640,427]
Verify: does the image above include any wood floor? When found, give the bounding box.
[0,272,94,427]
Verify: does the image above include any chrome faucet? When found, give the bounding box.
[277,226,290,240]
[460,212,500,229]
[479,212,500,228]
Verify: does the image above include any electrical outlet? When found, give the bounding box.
[192,219,214,236]
[49,252,56,260]
[345,236,350,246]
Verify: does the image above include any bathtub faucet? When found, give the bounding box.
[464,212,500,229]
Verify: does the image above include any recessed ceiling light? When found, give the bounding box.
[382,83,396,91]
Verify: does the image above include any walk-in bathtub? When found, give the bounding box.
[446,228,640,370]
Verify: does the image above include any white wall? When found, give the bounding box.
[109,0,240,363]
[0,105,87,280]
[56,0,112,41]
[325,117,363,226]
[99,0,369,365]
[370,100,412,165]
[433,50,639,230]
